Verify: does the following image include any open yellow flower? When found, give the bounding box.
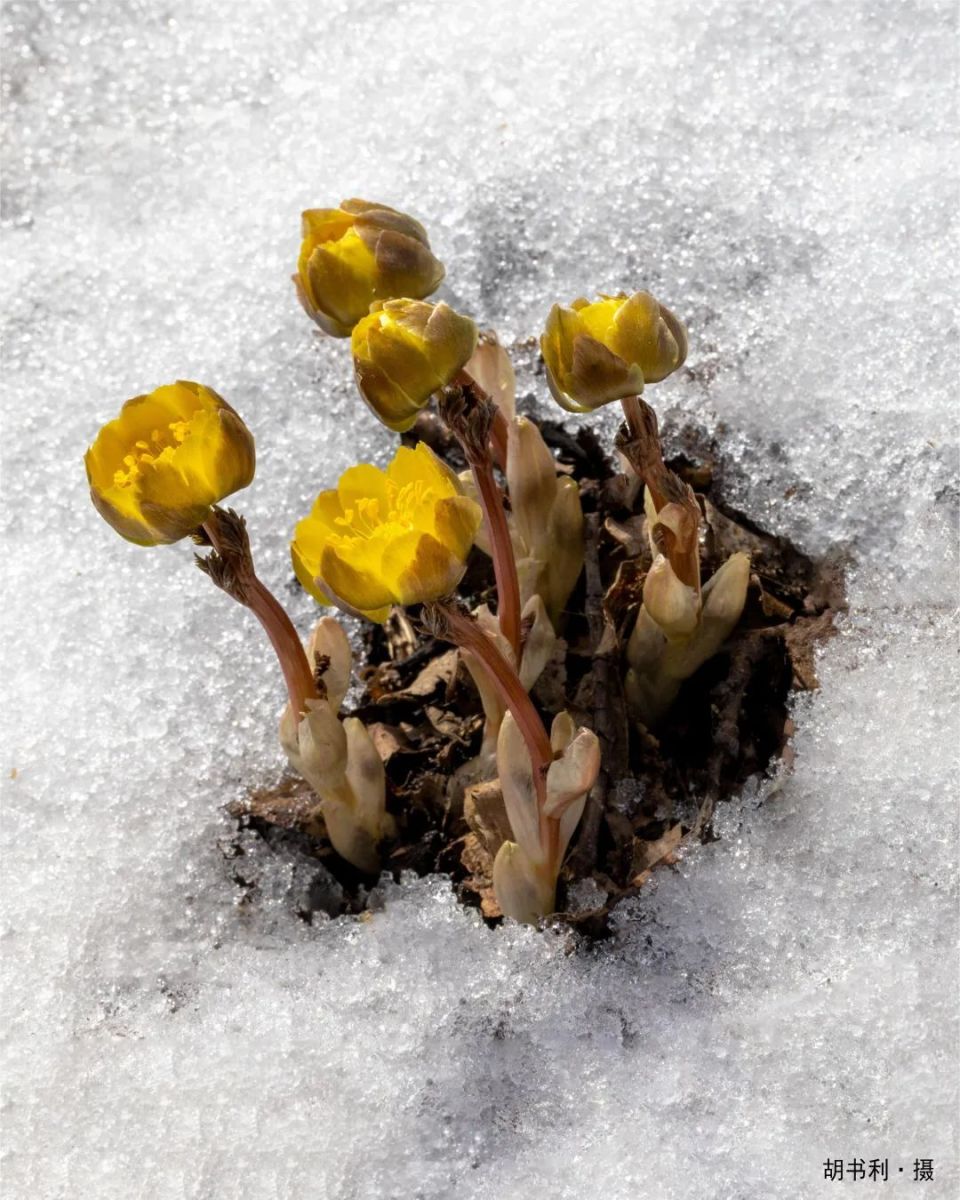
[84,381,255,545]
[295,199,445,337]
[352,299,478,432]
[292,442,482,622]
[541,291,687,413]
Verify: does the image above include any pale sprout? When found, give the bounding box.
[507,416,584,624]
[492,712,600,923]
[460,337,585,625]
[279,616,394,872]
[625,486,751,727]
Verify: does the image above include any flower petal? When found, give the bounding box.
[431,494,483,561]
[387,442,457,495]
[337,463,390,515]
[305,235,376,331]
[569,334,644,407]
[291,540,332,606]
[379,531,463,606]
[319,544,395,620]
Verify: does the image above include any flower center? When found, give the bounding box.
[113,418,194,489]
[333,479,434,542]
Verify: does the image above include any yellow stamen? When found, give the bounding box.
[112,414,199,488]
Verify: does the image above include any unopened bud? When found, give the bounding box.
[541,291,687,414]
[352,300,478,433]
[341,717,395,863]
[544,726,600,818]
[671,552,750,673]
[295,200,445,337]
[543,476,585,622]
[280,699,348,792]
[518,595,557,693]
[496,713,543,866]
[701,552,751,627]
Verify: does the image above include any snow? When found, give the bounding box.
[2,0,957,1197]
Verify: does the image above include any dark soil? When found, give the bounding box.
[229,417,846,938]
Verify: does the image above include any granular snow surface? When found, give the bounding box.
[1,1,957,1197]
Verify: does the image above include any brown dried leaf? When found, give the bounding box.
[630,823,683,881]
[603,558,646,633]
[603,514,648,559]
[703,498,771,563]
[463,779,512,859]
[367,722,410,765]
[368,648,459,705]
[783,610,837,690]
[425,704,473,742]
[230,774,325,836]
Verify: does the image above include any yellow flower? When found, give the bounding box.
[540,291,687,413]
[351,299,478,432]
[84,381,255,546]
[295,199,445,337]
[292,442,482,621]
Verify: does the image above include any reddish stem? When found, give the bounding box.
[446,605,560,858]
[620,394,667,511]
[247,578,318,716]
[440,605,552,772]
[444,372,520,657]
[203,517,317,717]
[471,456,522,663]
[490,407,509,473]
[453,369,509,471]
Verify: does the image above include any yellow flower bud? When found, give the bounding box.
[351,299,478,432]
[84,381,255,546]
[291,442,482,622]
[295,199,445,337]
[540,291,687,413]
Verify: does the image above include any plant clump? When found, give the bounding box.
[85,198,844,934]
